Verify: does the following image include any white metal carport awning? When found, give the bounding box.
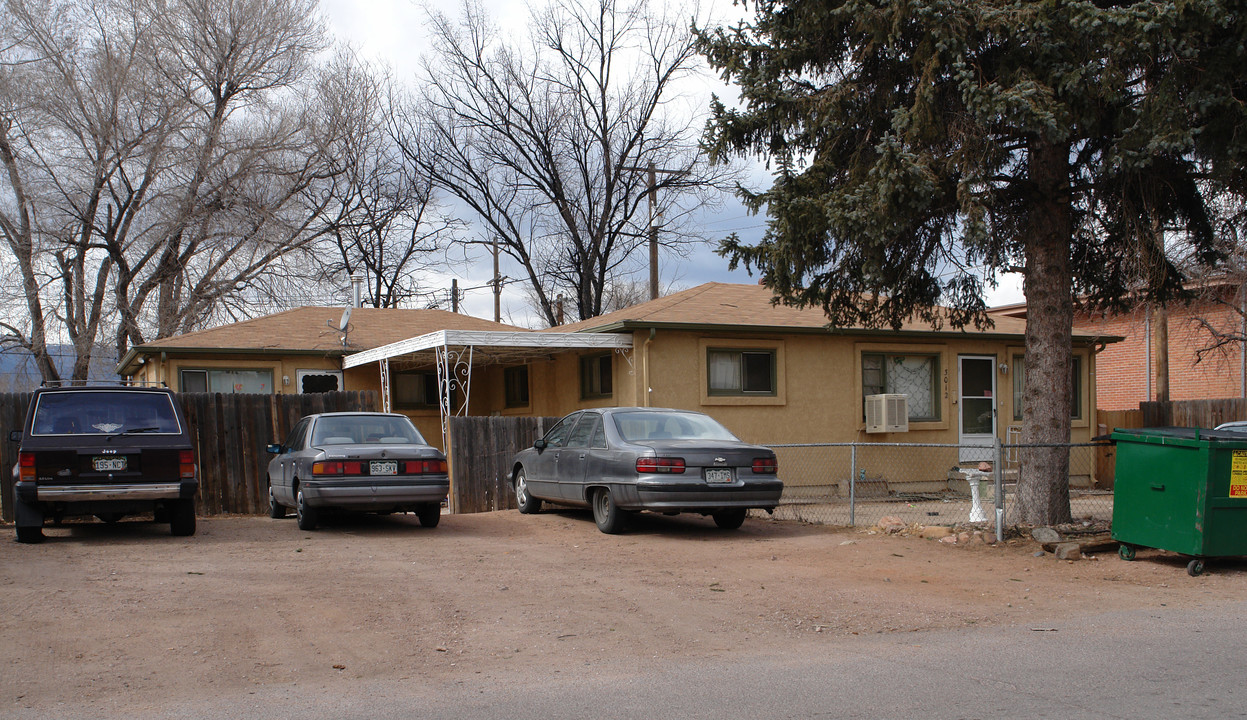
[342,329,633,449]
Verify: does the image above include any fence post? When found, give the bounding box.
[849,443,857,527]
[994,435,1005,543]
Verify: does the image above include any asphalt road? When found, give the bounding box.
[29,600,1242,720]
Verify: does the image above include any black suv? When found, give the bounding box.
[9,384,199,543]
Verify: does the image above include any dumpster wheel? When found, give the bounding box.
[1118,544,1136,561]
[1186,559,1206,577]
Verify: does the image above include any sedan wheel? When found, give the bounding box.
[712,508,747,530]
[592,487,626,534]
[296,487,318,531]
[268,481,286,519]
[515,469,542,514]
[416,502,441,528]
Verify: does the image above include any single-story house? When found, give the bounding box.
[119,283,1115,493]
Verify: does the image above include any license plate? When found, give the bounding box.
[370,461,398,476]
[704,468,733,483]
[93,456,127,472]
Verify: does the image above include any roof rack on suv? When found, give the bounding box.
[39,379,168,388]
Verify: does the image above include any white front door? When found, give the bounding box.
[958,356,997,463]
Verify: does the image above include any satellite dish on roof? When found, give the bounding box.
[338,307,352,332]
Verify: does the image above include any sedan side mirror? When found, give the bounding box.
[533,439,548,451]
[266,443,282,454]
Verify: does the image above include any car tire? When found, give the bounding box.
[416,502,441,528]
[296,486,318,531]
[592,487,626,534]
[169,499,196,537]
[712,508,747,530]
[97,512,124,524]
[515,469,542,514]
[15,525,44,544]
[268,481,286,519]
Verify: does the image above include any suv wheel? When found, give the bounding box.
[15,525,44,544]
[169,499,196,536]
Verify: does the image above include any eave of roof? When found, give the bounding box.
[572,319,1122,345]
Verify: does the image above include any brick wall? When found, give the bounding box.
[1076,290,1245,411]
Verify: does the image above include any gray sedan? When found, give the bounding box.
[509,407,782,533]
[266,412,448,530]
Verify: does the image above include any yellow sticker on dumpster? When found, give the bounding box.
[1232,451,1247,499]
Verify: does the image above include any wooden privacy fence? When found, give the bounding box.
[447,415,560,514]
[181,390,377,515]
[1140,398,1247,428]
[0,390,376,521]
[0,392,34,523]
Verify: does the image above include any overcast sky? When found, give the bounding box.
[318,0,1024,325]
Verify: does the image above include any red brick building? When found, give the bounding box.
[994,283,1246,411]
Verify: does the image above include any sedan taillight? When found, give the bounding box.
[404,459,448,475]
[18,452,35,482]
[179,449,197,480]
[636,457,685,474]
[752,457,778,474]
[312,461,363,476]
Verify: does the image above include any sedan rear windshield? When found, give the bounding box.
[612,412,739,443]
[310,415,427,446]
[32,391,182,435]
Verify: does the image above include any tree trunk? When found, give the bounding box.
[1016,139,1074,525]
[1153,304,1169,402]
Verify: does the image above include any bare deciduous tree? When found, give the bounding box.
[401,0,735,327]
[309,53,463,308]
[0,0,361,382]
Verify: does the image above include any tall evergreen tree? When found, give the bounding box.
[698,0,1244,523]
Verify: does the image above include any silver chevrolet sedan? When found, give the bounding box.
[266,412,448,531]
[510,407,782,533]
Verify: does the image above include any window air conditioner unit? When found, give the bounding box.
[865,394,908,433]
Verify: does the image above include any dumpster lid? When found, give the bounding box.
[1110,426,1247,447]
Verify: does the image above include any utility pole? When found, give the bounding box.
[492,235,501,323]
[646,163,658,300]
[451,279,459,313]
[624,162,687,300]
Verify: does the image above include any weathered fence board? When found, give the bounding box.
[0,390,377,521]
[447,416,560,514]
[1095,408,1144,489]
[1140,398,1247,428]
[0,392,34,523]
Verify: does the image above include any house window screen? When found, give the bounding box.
[1011,355,1082,420]
[179,368,272,394]
[861,354,938,421]
[580,355,613,398]
[504,365,529,408]
[394,371,439,408]
[708,349,776,395]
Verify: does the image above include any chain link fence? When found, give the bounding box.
[762,441,1113,536]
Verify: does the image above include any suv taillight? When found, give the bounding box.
[404,459,447,474]
[179,450,196,480]
[752,457,778,474]
[18,452,35,482]
[636,457,685,474]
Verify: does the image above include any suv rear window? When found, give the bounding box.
[31,391,183,436]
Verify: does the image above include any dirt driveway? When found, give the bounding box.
[2,510,1243,717]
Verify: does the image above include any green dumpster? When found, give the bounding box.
[1110,427,1247,576]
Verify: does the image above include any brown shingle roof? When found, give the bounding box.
[136,307,526,353]
[551,282,1074,338]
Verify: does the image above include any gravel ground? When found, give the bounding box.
[2,510,1242,718]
